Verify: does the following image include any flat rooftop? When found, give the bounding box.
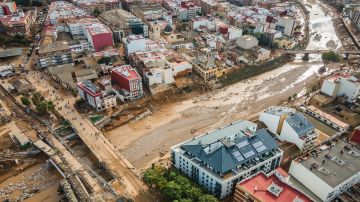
[38,41,69,54]
[298,140,360,187]
[238,172,312,202]
[264,106,296,116]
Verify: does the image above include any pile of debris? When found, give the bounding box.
[0,166,47,200]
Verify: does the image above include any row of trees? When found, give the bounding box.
[220,53,293,86]
[143,165,218,202]
[0,34,31,46]
[20,92,54,115]
[321,51,341,63]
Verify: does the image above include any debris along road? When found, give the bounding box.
[0,84,105,201]
[26,71,152,201]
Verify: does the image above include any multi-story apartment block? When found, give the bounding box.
[68,18,114,52]
[37,41,73,69]
[111,65,143,100]
[320,72,360,103]
[260,106,319,153]
[0,10,37,36]
[77,80,117,111]
[171,120,283,199]
[164,0,201,21]
[289,140,360,202]
[46,1,91,25]
[122,35,147,55]
[100,9,148,42]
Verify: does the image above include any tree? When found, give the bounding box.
[31,92,44,106]
[20,96,31,106]
[288,96,293,103]
[93,8,101,17]
[302,53,309,61]
[163,181,183,200]
[47,101,54,111]
[321,51,340,63]
[98,56,111,64]
[36,101,48,115]
[184,186,202,201]
[198,194,218,202]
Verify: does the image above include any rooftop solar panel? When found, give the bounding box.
[243,150,255,158]
[236,140,249,148]
[232,151,241,157]
[252,141,264,148]
[236,155,244,162]
[255,145,267,153]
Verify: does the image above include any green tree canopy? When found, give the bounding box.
[143,165,219,202]
[321,51,340,62]
[20,96,31,106]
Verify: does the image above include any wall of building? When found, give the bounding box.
[172,148,283,199]
[111,71,130,92]
[289,161,333,201]
[259,113,280,135]
[337,77,360,103]
[321,80,338,97]
[90,32,114,52]
[280,120,304,150]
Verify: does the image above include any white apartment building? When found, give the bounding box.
[289,140,360,202]
[260,106,319,152]
[276,16,295,36]
[320,73,360,103]
[122,35,147,55]
[171,120,283,199]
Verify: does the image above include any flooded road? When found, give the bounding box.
[107,0,344,169]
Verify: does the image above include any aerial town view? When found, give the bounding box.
[0,0,360,201]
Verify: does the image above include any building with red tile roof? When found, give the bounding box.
[234,169,313,202]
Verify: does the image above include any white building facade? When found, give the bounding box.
[171,120,283,199]
[289,140,360,202]
[260,106,319,152]
[320,73,360,103]
[122,35,147,55]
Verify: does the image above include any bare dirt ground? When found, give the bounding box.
[105,60,339,170]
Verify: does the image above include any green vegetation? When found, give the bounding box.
[20,96,31,106]
[253,32,278,49]
[31,92,54,115]
[97,56,117,64]
[0,34,31,46]
[302,53,309,61]
[98,57,111,64]
[93,8,101,17]
[144,165,218,202]
[321,51,340,63]
[220,54,294,86]
[89,115,103,123]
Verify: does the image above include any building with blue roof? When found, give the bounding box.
[260,106,319,152]
[171,120,283,199]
